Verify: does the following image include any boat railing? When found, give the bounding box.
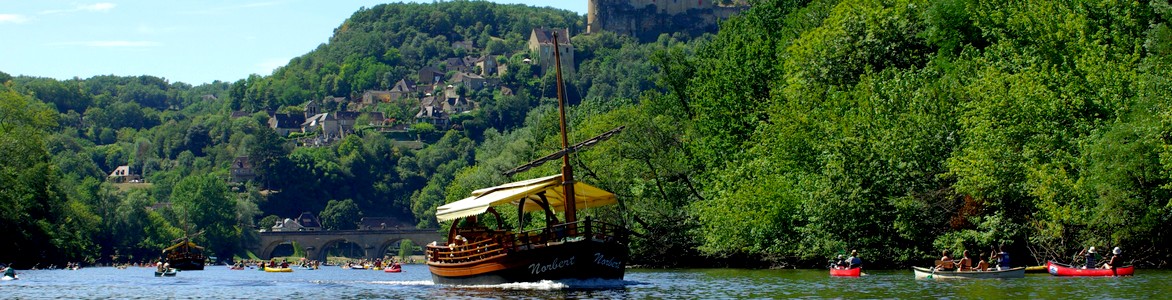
[425,217,628,264]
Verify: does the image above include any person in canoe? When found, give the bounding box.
[1104,247,1123,274]
[956,250,973,271]
[992,246,1011,270]
[936,250,955,270]
[847,250,862,269]
[3,265,15,278]
[829,254,847,269]
[1078,246,1098,269]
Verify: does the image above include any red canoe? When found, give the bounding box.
[384,264,402,273]
[1046,261,1134,276]
[830,267,861,277]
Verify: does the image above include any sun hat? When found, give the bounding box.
[1113,247,1121,255]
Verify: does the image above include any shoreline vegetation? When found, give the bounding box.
[3,0,1172,270]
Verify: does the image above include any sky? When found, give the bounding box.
[0,1,587,85]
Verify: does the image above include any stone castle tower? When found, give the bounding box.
[587,0,745,40]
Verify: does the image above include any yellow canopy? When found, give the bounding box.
[435,174,617,222]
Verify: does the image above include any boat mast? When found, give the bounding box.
[552,31,577,227]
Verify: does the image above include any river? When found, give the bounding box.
[3,265,1168,299]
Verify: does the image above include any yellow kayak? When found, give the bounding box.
[264,267,293,273]
[1024,265,1047,273]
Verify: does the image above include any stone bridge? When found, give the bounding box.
[254,229,444,261]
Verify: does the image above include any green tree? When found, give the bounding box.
[170,173,240,260]
[320,199,362,230]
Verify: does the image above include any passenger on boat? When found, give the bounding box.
[1104,247,1123,270]
[156,260,165,273]
[956,250,973,271]
[994,247,1010,270]
[937,250,955,270]
[1078,246,1097,269]
[848,250,862,269]
[5,265,17,277]
[830,254,846,269]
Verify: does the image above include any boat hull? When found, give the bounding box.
[830,267,861,277]
[154,270,177,277]
[428,238,627,285]
[912,266,1025,279]
[264,267,293,273]
[168,259,204,271]
[1046,261,1134,276]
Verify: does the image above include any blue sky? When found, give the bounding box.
[0,1,587,85]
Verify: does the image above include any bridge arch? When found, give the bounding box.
[316,238,368,261]
[253,229,443,261]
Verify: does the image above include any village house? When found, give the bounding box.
[107,165,141,183]
[270,212,322,232]
[418,66,444,85]
[475,55,499,76]
[529,27,575,74]
[415,96,450,128]
[445,57,471,73]
[452,72,488,90]
[362,90,393,105]
[389,79,418,101]
[229,157,256,183]
[268,113,306,136]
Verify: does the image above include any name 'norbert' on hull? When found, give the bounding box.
[425,31,630,285]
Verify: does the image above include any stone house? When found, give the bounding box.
[452,72,488,90]
[268,113,306,136]
[529,27,575,74]
[419,66,443,85]
[107,165,141,183]
[388,79,418,101]
[229,157,256,183]
[475,55,498,76]
[362,90,393,105]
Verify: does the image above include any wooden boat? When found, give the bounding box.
[162,239,206,271]
[1046,261,1134,277]
[912,266,1026,279]
[830,267,861,277]
[154,269,178,277]
[264,266,293,273]
[425,32,629,286]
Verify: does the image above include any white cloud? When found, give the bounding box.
[137,24,182,34]
[42,2,117,15]
[0,14,31,24]
[182,1,282,15]
[79,3,117,12]
[54,40,161,47]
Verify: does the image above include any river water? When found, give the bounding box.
[2,265,1167,299]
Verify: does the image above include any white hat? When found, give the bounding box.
[1088,246,1095,253]
[1113,247,1121,254]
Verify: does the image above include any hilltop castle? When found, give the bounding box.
[587,0,748,40]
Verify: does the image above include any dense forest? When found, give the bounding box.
[3,0,1172,269]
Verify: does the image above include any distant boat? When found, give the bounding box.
[154,269,178,277]
[913,266,1025,279]
[162,239,206,271]
[264,266,293,273]
[830,267,861,277]
[1046,261,1134,277]
[385,263,402,273]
